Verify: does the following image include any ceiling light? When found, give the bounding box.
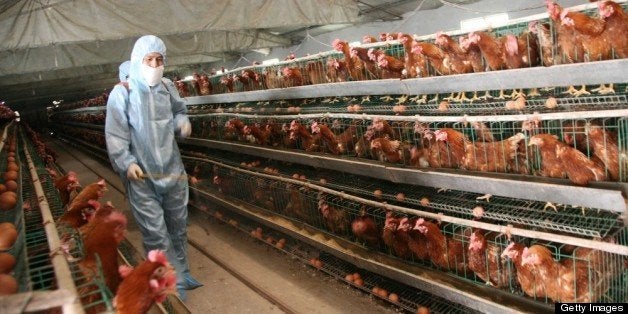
[318,23,351,31]
[253,48,271,56]
[460,13,509,32]
[262,58,279,65]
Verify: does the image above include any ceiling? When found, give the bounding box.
[0,0,476,111]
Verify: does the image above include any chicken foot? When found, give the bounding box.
[563,85,590,97]
[457,92,473,103]
[509,89,524,99]
[443,92,458,102]
[543,202,558,212]
[468,91,482,103]
[591,84,615,95]
[476,194,492,202]
[563,85,578,95]
[479,90,493,100]
[396,95,409,104]
[495,89,507,100]
[526,88,541,98]
[409,94,427,104]
[428,94,440,103]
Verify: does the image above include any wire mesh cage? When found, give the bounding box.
[315,250,482,314]
[12,129,116,312]
[172,2,628,98]
[185,106,628,184]
[190,196,482,314]
[193,38,414,96]
[186,84,628,117]
[182,148,624,239]
[49,110,106,126]
[1,128,28,292]
[182,150,627,305]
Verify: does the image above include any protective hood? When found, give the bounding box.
[129,35,167,89]
[118,60,130,82]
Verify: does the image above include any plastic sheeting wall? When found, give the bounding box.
[220,0,584,71]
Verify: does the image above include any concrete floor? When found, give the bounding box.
[48,138,400,314]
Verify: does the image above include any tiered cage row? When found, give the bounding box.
[0,123,114,313]
[180,148,627,309]
[175,89,628,212]
[47,1,628,313]
[1,123,27,295]
[189,193,482,314]
[183,102,626,178]
[18,123,185,313]
[172,2,627,98]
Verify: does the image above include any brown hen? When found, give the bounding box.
[599,0,628,58]
[414,218,468,273]
[468,230,511,287]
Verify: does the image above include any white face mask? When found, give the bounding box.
[141,64,164,86]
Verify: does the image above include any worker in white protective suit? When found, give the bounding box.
[104,35,202,301]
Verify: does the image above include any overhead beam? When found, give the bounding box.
[356,0,407,19]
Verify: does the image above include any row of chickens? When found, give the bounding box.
[190,116,622,185]
[0,102,15,123]
[50,171,177,313]
[199,161,624,304]
[23,123,59,166]
[51,93,109,112]
[174,1,626,96]
[377,211,622,304]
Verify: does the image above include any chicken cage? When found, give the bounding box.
[183,90,628,196]
[188,193,483,314]
[183,150,627,306]
[175,38,410,96]
[0,125,115,313]
[25,128,116,312]
[184,85,627,116]
[182,148,622,239]
[1,125,28,292]
[171,1,628,98]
